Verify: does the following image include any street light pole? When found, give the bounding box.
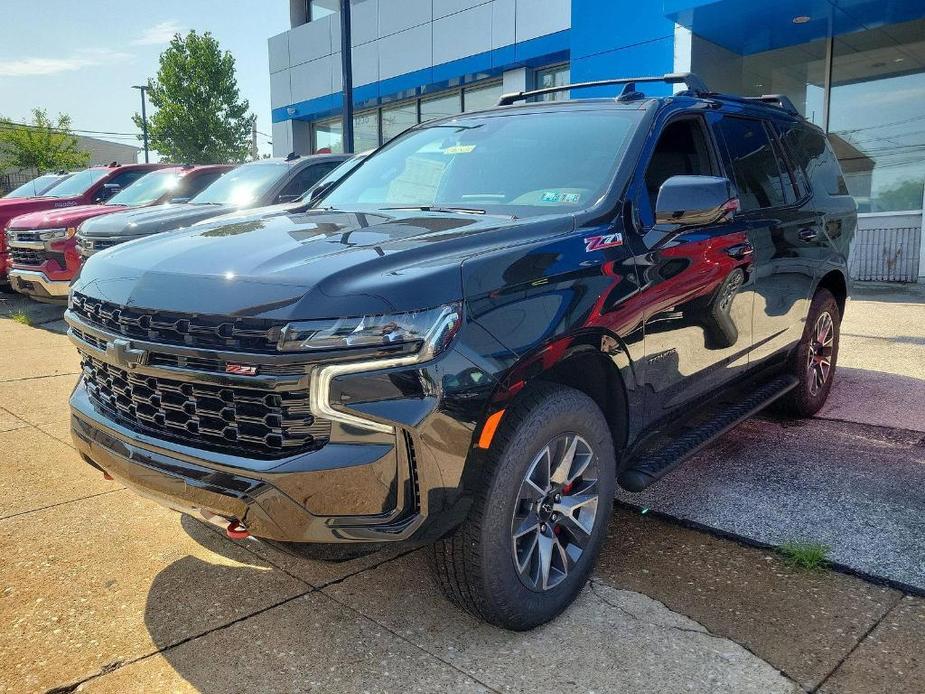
[132,85,150,163]
[339,0,354,153]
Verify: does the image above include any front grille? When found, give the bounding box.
[71,292,286,353]
[10,247,46,266]
[9,230,41,243]
[70,326,307,377]
[80,353,330,458]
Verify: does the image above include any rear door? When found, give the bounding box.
[630,111,756,415]
[711,115,818,363]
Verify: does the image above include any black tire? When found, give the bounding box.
[430,383,616,630]
[774,287,841,417]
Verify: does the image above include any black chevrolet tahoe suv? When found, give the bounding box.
[66,74,855,630]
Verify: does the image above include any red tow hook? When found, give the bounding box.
[225,521,251,540]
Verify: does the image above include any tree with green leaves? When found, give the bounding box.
[0,109,90,173]
[135,30,253,164]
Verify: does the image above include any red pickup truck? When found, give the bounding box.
[5,164,231,301]
[0,163,162,290]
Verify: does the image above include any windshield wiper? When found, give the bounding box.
[381,205,486,215]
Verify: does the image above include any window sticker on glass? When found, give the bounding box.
[541,191,562,202]
[443,144,476,154]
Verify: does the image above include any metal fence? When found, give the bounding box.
[849,226,921,283]
[0,169,38,196]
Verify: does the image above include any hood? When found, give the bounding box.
[74,208,571,320]
[7,204,125,230]
[77,202,235,238]
[192,201,302,229]
[0,195,82,228]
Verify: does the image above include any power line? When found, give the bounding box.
[0,122,140,138]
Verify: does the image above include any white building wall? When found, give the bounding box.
[268,0,571,156]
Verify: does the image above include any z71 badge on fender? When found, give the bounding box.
[584,233,624,252]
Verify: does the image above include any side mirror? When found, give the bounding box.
[95,183,121,202]
[655,175,738,228]
[307,181,334,205]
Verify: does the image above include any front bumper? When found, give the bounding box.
[8,269,70,299]
[71,382,426,543]
[67,311,494,545]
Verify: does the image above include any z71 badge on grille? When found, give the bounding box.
[225,363,258,376]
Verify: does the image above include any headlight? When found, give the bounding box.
[38,227,76,241]
[278,303,461,359]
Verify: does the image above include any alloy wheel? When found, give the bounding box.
[806,311,834,395]
[510,434,599,592]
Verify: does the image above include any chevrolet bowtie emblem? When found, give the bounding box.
[106,338,147,369]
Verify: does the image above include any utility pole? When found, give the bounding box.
[132,85,149,163]
[339,0,354,153]
[250,117,259,160]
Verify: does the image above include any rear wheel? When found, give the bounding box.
[774,287,841,417]
[430,383,616,630]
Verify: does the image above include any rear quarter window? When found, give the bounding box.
[781,125,850,197]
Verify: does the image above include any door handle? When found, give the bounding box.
[799,227,819,242]
[724,242,753,260]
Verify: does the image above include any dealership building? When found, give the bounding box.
[269,0,925,279]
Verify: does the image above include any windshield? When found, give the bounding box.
[190,162,288,206]
[4,174,67,198]
[321,110,641,217]
[107,169,181,207]
[298,154,367,201]
[42,169,109,198]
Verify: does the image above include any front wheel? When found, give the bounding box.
[774,287,841,417]
[430,383,616,630]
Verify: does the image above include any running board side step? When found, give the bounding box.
[618,375,799,492]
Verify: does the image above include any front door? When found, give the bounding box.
[629,113,756,417]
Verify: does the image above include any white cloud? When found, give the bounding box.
[0,48,132,77]
[132,20,184,46]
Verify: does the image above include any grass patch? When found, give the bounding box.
[779,541,831,571]
[9,310,32,326]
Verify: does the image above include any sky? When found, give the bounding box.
[0,1,290,158]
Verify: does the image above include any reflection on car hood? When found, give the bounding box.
[77,203,235,237]
[192,201,303,229]
[7,204,124,230]
[74,208,565,320]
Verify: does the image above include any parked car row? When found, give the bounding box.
[0,153,351,301]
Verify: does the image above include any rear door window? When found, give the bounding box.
[714,116,789,210]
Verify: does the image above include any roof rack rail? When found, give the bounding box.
[740,94,801,116]
[497,72,709,106]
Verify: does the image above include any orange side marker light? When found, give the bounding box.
[477,409,505,449]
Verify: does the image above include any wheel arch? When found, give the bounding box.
[817,269,848,317]
[474,333,634,460]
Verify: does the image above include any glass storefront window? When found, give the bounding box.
[420,92,462,122]
[381,101,417,143]
[535,64,570,101]
[313,118,343,154]
[828,18,925,213]
[353,110,379,152]
[464,82,502,112]
[691,36,826,126]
